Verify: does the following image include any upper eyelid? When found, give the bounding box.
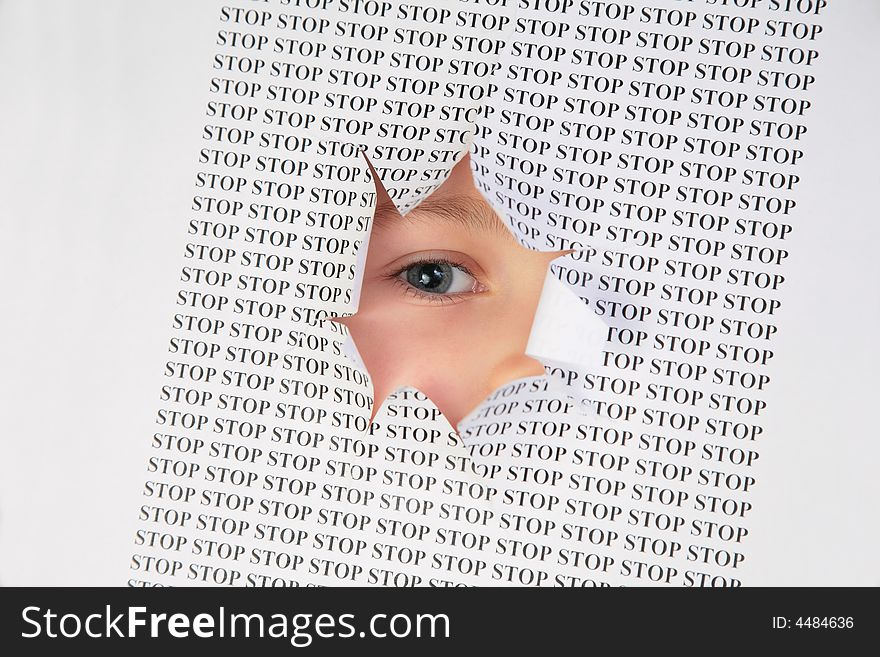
[381,250,487,282]
[389,257,475,279]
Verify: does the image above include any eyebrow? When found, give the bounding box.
[373,193,512,239]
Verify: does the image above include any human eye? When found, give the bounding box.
[385,251,489,305]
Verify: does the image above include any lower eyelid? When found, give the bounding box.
[390,279,474,305]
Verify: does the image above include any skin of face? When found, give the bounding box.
[336,154,563,429]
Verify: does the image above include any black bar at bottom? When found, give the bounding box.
[0,587,873,654]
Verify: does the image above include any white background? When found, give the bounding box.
[0,0,878,585]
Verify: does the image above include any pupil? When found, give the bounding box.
[408,262,452,293]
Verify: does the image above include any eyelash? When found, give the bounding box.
[386,257,482,306]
